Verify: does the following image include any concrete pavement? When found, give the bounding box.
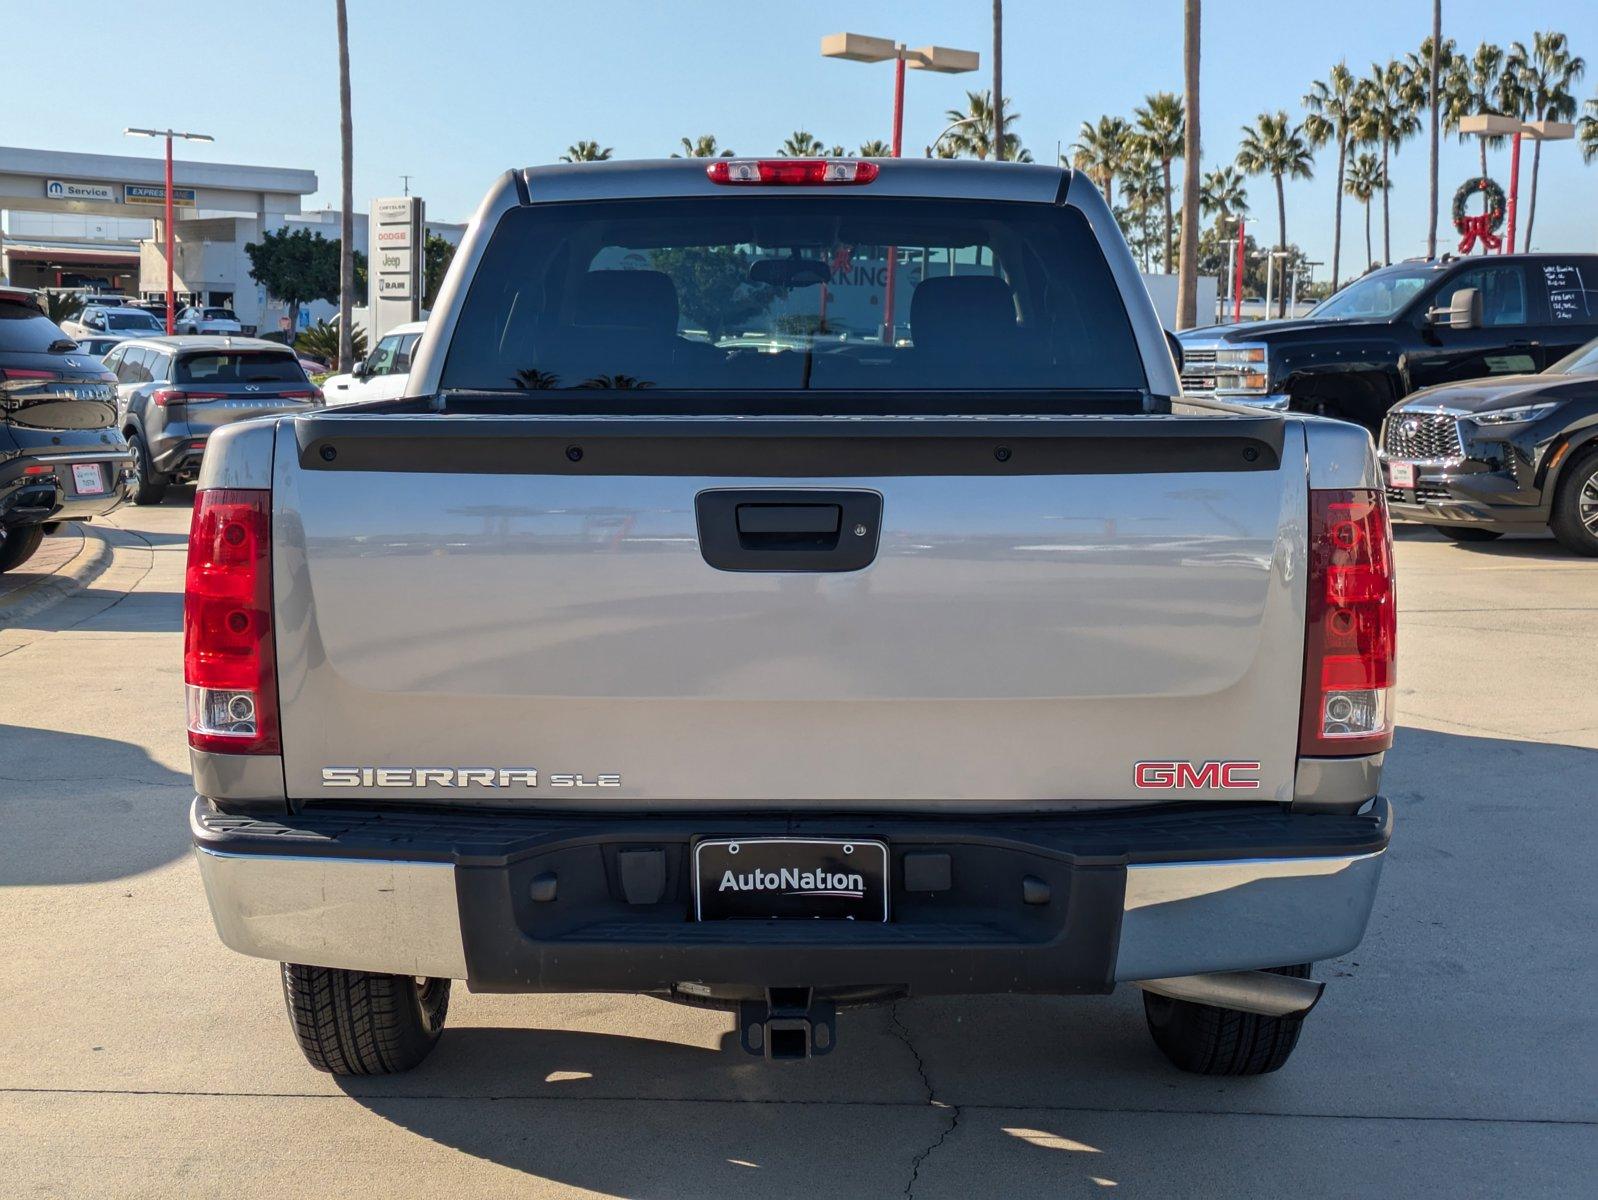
[1,499,1594,1198]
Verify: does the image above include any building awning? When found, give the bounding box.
[1,240,139,264]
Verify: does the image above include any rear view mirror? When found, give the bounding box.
[749,258,831,289]
[1428,287,1481,330]
[1164,329,1184,373]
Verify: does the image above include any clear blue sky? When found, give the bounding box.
[8,0,1596,282]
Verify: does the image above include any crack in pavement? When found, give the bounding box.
[890,1001,961,1198]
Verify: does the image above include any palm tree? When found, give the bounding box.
[1353,61,1422,266]
[673,135,733,158]
[1344,152,1388,274]
[1070,115,1133,207]
[1174,2,1202,330]
[1236,111,1314,317]
[1502,33,1586,248]
[43,291,85,326]
[1452,43,1508,178]
[334,0,354,374]
[1303,63,1360,290]
[1400,34,1459,257]
[1134,91,1185,274]
[1121,147,1164,270]
[1582,92,1598,162]
[945,90,1024,160]
[559,140,613,162]
[780,130,825,157]
[1199,166,1249,222]
[857,139,892,157]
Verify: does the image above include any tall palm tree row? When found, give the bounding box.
[1235,110,1314,316]
[1198,166,1249,223]
[673,135,734,158]
[1303,62,1360,290]
[1501,32,1586,248]
[1355,60,1423,267]
[1070,116,1134,208]
[944,91,1027,161]
[779,130,826,157]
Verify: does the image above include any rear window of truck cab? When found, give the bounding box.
[439,197,1147,399]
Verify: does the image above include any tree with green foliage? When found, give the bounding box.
[780,130,825,157]
[1354,60,1423,266]
[245,227,346,333]
[423,234,456,309]
[560,140,613,162]
[856,139,892,157]
[649,247,774,341]
[1501,32,1585,248]
[945,90,1027,160]
[294,319,366,367]
[1304,62,1361,289]
[673,135,733,158]
[1134,91,1186,273]
[1343,152,1388,275]
[1070,115,1134,207]
[1581,91,1598,162]
[1236,110,1315,316]
[42,291,85,326]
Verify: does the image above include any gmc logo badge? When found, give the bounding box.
[1134,760,1262,790]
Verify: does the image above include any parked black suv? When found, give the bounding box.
[1176,254,1598,432]
[0,288,130,574]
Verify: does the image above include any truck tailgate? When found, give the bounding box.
[271,414,1308,807]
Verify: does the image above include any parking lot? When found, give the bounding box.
[1,495,1594,1199]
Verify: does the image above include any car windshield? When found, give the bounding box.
[176,351,304,384]
[440,195,1148,402]
[1307,267,1436,321]
[0,300,71,352]
[1548,338,1598,376]
[107,310,163,331]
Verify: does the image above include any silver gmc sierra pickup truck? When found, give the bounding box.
[187,158,1395,1077]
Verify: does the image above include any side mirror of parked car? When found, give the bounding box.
[351,359,367,379]
[1164,329,1183,373]
[1427,287,1481,331]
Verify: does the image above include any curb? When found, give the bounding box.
[0,524,116,628]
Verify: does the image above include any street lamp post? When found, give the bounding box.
[822,33,978,344]
[1457,115,1574,255]
[125,127,213,334]
[1262,250,1290,322]
[1219,214,1246,324]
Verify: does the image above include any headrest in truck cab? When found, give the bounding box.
[572,270,681,337]
[911,275,1018,348]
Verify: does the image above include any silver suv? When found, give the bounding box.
[107,336,322,503]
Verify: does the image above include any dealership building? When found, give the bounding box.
[0,145,462,332]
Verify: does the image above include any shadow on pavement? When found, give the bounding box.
[0,723,193,885]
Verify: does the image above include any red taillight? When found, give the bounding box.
[22,464,54,476]
[1300,488,1396,756]
[154,389,225,406]
[280,387,321,402]
[0,367,56,381]
[706,158,879,186]
[184,489,279,755]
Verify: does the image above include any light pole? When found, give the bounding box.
[1262,250,1289,322]
[1220,214,1246,324]
[822,33,978,344]
[1457,115,1574,254]
[125,127,213,334]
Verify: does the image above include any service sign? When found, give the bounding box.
[46,180,117,202]
[368,196,424,339]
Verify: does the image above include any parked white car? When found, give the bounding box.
[176,306,244,335]
[60,304,166,344]
[321,321,424,404]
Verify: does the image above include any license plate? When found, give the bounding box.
[694,838,889,921]
[71,463,106,495]
[1388,461,1415,488]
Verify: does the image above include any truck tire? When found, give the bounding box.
[126,434,167,506]
[1143,964,1312,1075]
[0,525,45,574]
[1436,527,1503,543]
[1550,447,1598,557]
[280,963,450,1075]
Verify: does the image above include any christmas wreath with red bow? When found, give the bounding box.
[1453,176,1505,253]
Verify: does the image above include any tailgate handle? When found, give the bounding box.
[736,503,841,536]
[696,489,881,573]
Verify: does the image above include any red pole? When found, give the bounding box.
[881,49,906,347]
[164,134,175,334]
[1505,130,1522,255]
[1233,218,1246,322]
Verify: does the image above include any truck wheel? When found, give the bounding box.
[1436,527,1503,543]
[1143,964,1312,1075]
[1550,447,1598,557]
[125,434,167,506]
[280,963,450,1075]
[0,525,46,574]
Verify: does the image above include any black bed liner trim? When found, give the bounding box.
[293,414,1284,477]
[193,796,1390,871]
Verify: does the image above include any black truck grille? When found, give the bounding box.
[1384,413,1464,460]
